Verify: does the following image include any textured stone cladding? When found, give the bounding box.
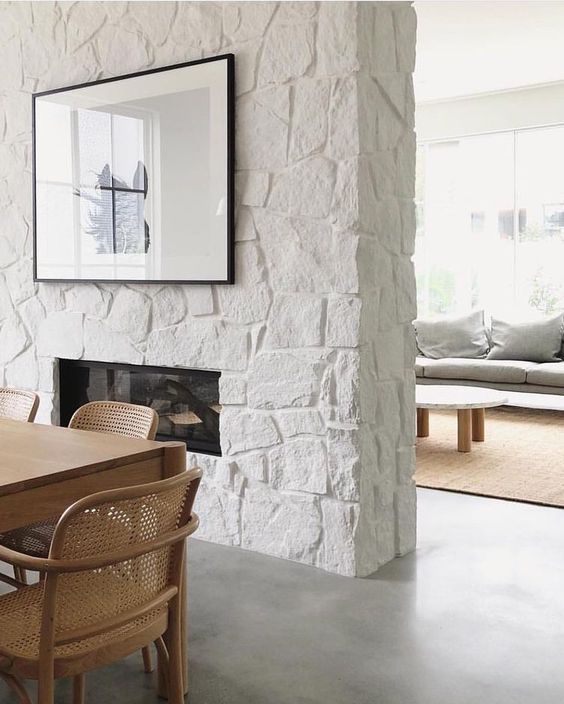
[0,1,417,576]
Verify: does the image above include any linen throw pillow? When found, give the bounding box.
[414,310,489,359]
[487,314,564,363]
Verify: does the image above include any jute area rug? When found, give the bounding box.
[415,406,564,508]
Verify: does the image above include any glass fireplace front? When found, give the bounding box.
[59,359,221,455]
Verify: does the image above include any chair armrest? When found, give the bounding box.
[0,512,200,575]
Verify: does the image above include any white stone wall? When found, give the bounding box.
[0,1,416,577]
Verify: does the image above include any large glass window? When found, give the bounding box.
[415,125,564,317]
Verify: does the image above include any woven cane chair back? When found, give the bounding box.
[69,401,159,440]
[46,469,201,652]
[0,387,39,423]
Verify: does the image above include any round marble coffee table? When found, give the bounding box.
[416,385,508,453]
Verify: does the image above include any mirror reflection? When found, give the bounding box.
[34,56,233,283]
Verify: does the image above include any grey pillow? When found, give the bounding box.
[487,314,564,363]
[414,310,489,359]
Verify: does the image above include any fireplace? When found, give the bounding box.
[59,359,221,455]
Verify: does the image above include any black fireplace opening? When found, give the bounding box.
[59,359,221,456]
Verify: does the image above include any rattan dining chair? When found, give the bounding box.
[0,400,160,672]
[0,468,201,704]
[0,387,39,424]
[68,400,159,440]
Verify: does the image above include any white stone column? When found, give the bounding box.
[319,1,418,575]
[0,1,417,577]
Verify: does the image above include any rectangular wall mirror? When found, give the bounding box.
[33,54,234,284]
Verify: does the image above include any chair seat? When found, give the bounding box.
[0,581,167,674]
[0,519,55,559]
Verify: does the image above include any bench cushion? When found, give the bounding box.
[526,363,564,388]
[419,357,538,384]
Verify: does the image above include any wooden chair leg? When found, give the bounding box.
[155,636,169,668]
[0,673,32,704]
[37,665,54,704]
[73,674,85,704]
[142,645,153,673]
[155,637,169,693]
[167,598,184,704]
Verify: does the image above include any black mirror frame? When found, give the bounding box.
[32,53,235,285]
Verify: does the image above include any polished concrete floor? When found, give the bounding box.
[1,488,563,703]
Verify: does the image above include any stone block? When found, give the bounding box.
[334,232,360,294]
[0,276,14,321]
[396,131,416,198]
[5,260,35,305]
[84,317,142,364]
[146,320,248,371]
[219,280,271,324]
[151,286,187,329]
[237,88,289,170]
[5,347,37,389]
[395,483,416,556]
[316,2,359,76]
[370,3,397,74]
[223,2,276,43]
[19,295,45,337]
[37,312,82,359]
[327,428,361,502]
[289,78,330,161]
[219,375,247,405]
[106,287,150,344]
[265,294,323,348]
[221,409,280,454]
[240,171,270,207]
[328,76,359,159]
[277,2,318,21]
[258,21,314,86]
[236,207,257,241]
[332,159,359,229]
[326,297,361,348]
[397,445,416,486]
[242,485,322,565]
[21,32,49,78]
[277,410,324,438]
[171,2,222,53]
[269,156,336,218]
[194,481,241,546]
[131,1,175,47]
[96,25,150,76]
[65,1,105,52]
[332,350,360,424]
[394,257,417,323]
[400,197,416,256]
[65,285,111,318]
[320,499,358,576]
[253,210,335,293]
[186,286,214,316]
[248,352,323,410]
[38,357,57,393]
[35,391,56,426]
[270,438,327,494]
[393,4,417,73]
[232,39,260,96]
[235,453,267,482]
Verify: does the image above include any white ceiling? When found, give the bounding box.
[415,1,564,103]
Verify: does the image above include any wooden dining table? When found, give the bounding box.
[0,417,191,698]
